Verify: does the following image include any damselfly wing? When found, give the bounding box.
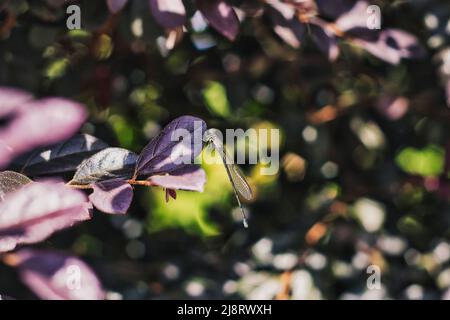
[204,129,253,228]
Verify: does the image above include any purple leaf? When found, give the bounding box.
[0,181,90,253]
[14,134,108,176]
[0,97,87,168]
[106,0,128,13]
[148,165,206,192]
[266,0,296,20]
[89,179,133,215]
[0,171,32,202]
[334,0,371,32]
[165,188,177,202]
[149,0,186,29]
[268,0,305,48]
[310,20,340,61]
[379,29,426,60]
[352,29,425,65]
[376,95,409,120]
[135,116,206,177]
[71,147,138,185]
[196,0,240,41]
[352,36,401,64]
[316,0,355,19]
[0,87,33,118]
[14,249,105,300]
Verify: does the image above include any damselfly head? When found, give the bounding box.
[203,128,222,143]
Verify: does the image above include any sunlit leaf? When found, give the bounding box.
[135,116,206,177]
[148,165,206,192]
[0,171,32,202]
[44,58,69,79]
[396,145,444,177]
[203,81,231,118]
[71,147,138,185]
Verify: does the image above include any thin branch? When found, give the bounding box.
[65,181,93,190]
[65,179,158,190]
[126,179,158,187]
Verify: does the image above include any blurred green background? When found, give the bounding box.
[1,0,450,300]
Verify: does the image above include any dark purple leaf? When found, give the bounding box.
[0,181,90,253]
[148,165,206,192]
[71,147,138,185]
[0,171,32,202]
[316,0,355,19]
[0,87,33,118]
[45,0,67,8]
[438,181,450,199]
[310,20,340,61]
[444,143,450,173]
[165,188,177,202]
[424,176,450,199]
[446,78,450,108]
[14,249,105,300]
[135,116,206,177]
[106,0,128,13]
[196,0,240,41]
[14,134,108,176]
[149,0,186,29]
[0,97,87,168]
[89,179,133,215]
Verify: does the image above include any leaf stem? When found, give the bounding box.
[65,180,158,189]
[126,179,158,187]
[65,181,93,190]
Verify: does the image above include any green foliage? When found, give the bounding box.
[2,0,450,301]
[203,81,231,118]
[148,153,233,237]
[396,145,445,177]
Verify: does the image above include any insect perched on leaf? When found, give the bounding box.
[203,129,253,228]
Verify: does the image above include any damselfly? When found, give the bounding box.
[203,129,253,228]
